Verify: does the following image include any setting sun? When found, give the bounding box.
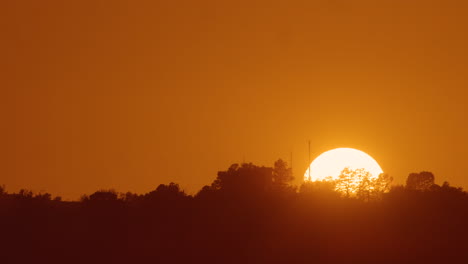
[304,148,383,182]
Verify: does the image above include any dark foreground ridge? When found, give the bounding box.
[1,160,467,264]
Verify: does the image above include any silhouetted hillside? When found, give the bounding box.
[0,161,467,264]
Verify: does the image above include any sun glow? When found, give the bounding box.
[304,148,383,182]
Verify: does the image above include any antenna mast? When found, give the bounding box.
[290,151,293,177]
[308,140,311,181]
[290,151,293,170]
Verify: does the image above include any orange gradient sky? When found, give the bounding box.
[2,0,468,199]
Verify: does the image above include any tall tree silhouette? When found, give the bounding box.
[212,163,273,194]
[208,159,294,199]
[335,167,371,197]
[88,189,118,201]
[356,170,373,201]
[406,171,435,191]
[334,168,392,200]
[145,182,187,202]
[372,173,393,200]
[272,159,294,188]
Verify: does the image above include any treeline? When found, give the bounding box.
[0,160,467,263]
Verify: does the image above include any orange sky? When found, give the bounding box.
[2,0,468,199]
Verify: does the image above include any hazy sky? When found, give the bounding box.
[2,0,468,199]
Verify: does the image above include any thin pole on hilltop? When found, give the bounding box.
[290,151,293,177]
[308,140,311,181]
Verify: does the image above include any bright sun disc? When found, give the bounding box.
[304,148,383,182]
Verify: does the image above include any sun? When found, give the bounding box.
[304,148,383,182]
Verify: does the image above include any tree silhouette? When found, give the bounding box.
[299,177,339,200]
[35,192,52,201]
[119,191,139,202]
[356,170,373,201]
[333,168,392,200]
[372,173,393,200]
[335,167,371,197]
[88,189,118,201]
[17,189,33,199]
[335,167,353,197]
[145,182,187,202]
[212,163,273,194]
[272,159,294,188]
[209,160,294,199]
[406,171,435,191]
